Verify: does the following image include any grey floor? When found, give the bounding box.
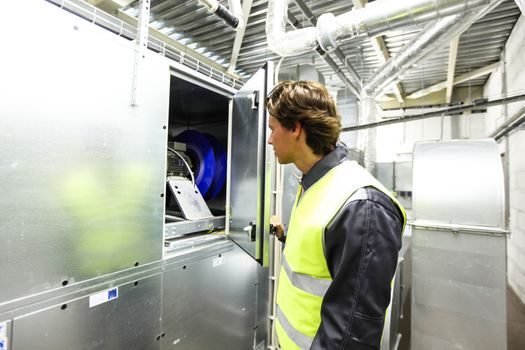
[508,285,525,350]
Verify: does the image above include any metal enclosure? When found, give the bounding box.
[0,1,272,349]
[161,243,258,350]
[0,0,167,305]
[375,161,413,209]
[375,162,395,191]
[374,161,413,193]
[411,139,507,350]
[12,275,163,350]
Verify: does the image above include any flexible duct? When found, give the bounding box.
[266,0,495,56]
[363,0,503,98]
[332,0,490,44]
[198,0,245,30]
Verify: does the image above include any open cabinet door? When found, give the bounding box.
[228,63,274,264]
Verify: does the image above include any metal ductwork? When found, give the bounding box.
[198,0,245,30]
[285,11,361,97]
[362,0,504,98]
[266,0,496,56]
[359,96,377,172]
[266,0,318,56]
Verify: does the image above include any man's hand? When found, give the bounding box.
[270,215,285,239]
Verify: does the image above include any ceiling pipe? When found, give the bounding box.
[266,0,318,56]
[198,0,245,30]
[266,0,496,57]
[342,92,525,131]
[291,0,362,89]
[286,11,361,98]
[490,105,525,140]
[363,0,504,99]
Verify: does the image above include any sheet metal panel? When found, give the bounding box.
[161,244,257,350]
[394,161,413,192]
[254,263,270,349]
[411,139,506,350]
[412,139,505,228]
[0,0,168,304]
[375,162,394,191]
[11,275,162,350]
[228,65,270,261]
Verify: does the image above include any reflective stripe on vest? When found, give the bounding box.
[281,253,331,297]
[277,305,314,350]
[275,160,406,350]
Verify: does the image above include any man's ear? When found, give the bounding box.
[291,121,301,137]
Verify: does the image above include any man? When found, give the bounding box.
[267,80,406,350]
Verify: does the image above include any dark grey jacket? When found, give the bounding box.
[280,145,404,350]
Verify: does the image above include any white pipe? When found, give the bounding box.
[265,0,319,57]
[198,0,219,12]
[266,0,495,56]
[359,96,377,173]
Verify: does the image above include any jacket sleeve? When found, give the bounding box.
[310,187,403,350]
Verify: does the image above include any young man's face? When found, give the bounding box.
[268,115,296,164]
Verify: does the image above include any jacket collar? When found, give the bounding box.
[301,144,348,191]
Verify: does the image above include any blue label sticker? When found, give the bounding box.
[89,287,119,308]
[107,288,118,301]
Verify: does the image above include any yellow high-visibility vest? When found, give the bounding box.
[275,160,406,350]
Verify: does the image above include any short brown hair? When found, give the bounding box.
[266,80,341,155]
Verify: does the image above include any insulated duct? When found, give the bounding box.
[266,0,318,56]
[266,0,495,56]
[198,0,245,30]
[359,96,377,172]
[292,0,362,91]
[286,11,361,97]
[363,0,504,98]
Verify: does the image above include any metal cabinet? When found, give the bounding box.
[411,139,507,350]
[161,244,258,350]
[11,275,162,350]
